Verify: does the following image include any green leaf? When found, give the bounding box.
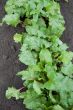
[49,15,65,37]
[6,87,20,100]
[53,105,64,110]
[13,33,23,43]
[3,14,20,27]
[43,80,55,91]
[42,39,51,48]
[23,36,41,51]
[61,62,73,76]
[33,80,42,95]
[19,46,37,65]
[43,74,67,92]
[26,25,38,36]
[60,91,68,107]
[49,91,57,103]
[68,92,73,106]
[23,35,51,51]
[17,69,40,81]
[39,49,52,64]
[23,90,46,110]
[45,64,56,80]
[60,51,73,64]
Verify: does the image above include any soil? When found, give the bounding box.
[0,0,73,110]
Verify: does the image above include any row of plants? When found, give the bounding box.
[2,0,73,110]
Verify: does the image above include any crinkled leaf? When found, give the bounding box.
[23,36,41,51]
[23,90,47,110]
[3,14,20,27]
[23,35,51,51]
[6,87,20,100]
[13,33,23,43]
[19,46,37,65]
[60,51,73,64]
[61,62,73,76]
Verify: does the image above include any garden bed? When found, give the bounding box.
[0,0,73,110]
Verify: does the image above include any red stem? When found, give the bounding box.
[19,87,24,91]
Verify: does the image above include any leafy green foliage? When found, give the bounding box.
[13,33,23,43]
[39,49,52,64]
[23,89,47,110]
[3,14,20,27]
[3,0,73,110]
[6,87,20,99]
[53,105,64,110]
[19,46,37,65]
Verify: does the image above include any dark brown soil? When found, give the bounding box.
[0,0,73,110]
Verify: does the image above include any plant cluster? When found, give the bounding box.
[3,0,73,110]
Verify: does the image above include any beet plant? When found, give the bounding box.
[3,0,73,110]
